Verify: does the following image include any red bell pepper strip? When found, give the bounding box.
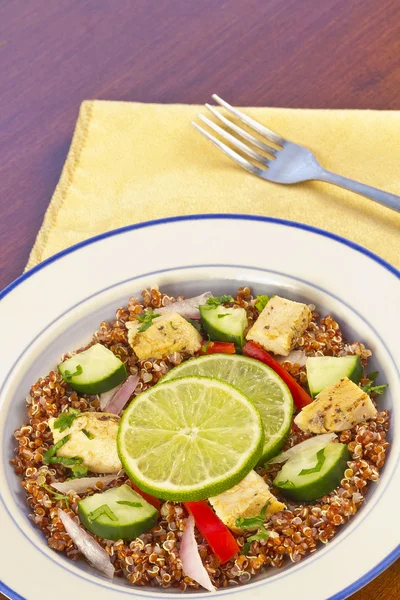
[184,501,239,563]
[131,482,161,511]
[243,341,313,409]
[200,341,236,355]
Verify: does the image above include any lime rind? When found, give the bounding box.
[118,376,264,501]
[161,353,294,464]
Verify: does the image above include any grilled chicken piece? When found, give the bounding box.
[126,312,202,360]
[209,470,285,533]
[49,412,121,473]
[294,377,377,434]
[246,296,311,356]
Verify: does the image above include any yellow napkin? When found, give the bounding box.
[27,101,400,270]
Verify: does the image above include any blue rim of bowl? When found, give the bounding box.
[0,214,399,600]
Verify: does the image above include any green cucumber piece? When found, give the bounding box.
[78,484,157,541]
[58,343,127,394]
[199,305,248,349]
[306,356,363,398]
[273,442,351,502]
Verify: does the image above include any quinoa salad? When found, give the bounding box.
[11,287,390,592]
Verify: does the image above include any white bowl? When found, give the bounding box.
[0,215,399,600]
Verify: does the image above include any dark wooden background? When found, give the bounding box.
[0,1,399,598]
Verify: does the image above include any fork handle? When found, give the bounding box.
[317,170,400,212]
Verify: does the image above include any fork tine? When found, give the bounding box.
[197,114,270,166]
[212,94,285,146]
[205,103,277,156]
[191,122,264,177]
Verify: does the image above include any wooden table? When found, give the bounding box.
[0,1,399,598]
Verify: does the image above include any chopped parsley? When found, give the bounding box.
[63,365,83,382]
[362,372,388,395]
[51,456,80,467]
[53,408,81,433]
[204,295,234,309]
[242,530,270,554]
[275,479,295,487]
[299,448,326,475]
[217,313,230,319]
[38,475,70,506]
[236,501,271,555]
[43,435,70,463]
[201,338,212,353]
[137,309,161,332]
[255,295,270,311]
[43,435,88,478]
[70,463,89,478]
[186,318,202,333]
[116,500,142,508]
[82,429,94,440]
[88,504,118,522]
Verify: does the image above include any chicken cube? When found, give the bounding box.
[294,377,377,434]
[126,311,202,360]
[246,296,311,356]
[49,412,122,473]
[209,470,285,533]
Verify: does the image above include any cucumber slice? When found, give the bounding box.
[306,356,362,397]
[58,343,127,394]
[199,305,248,349]
[273,442,351,502]
[78,484,157,541]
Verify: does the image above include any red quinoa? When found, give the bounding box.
[11,287,390,590]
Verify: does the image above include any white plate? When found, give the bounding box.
[0,215,399,600]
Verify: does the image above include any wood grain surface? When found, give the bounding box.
[0,1,399,599]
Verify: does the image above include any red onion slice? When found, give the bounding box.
[100,374,139,414]
[58,509,114,578]
[179,515,215,592]
[275,350,307,367]
[158,292,212,320]
[51,472,122,495]
[99,385,121,411]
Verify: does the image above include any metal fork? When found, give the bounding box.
[192,94,400,213]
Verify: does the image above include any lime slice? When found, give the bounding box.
[162,354,293,463]
[117,376,264,501]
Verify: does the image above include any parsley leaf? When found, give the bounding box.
[38,475,70,505]
[275,479,295,487]
[186,318,202,333]
[51,456,81,467]
[201,339,213,353]
[53,408,81,433]
[70,463,89,478]
[363,383,388,395]
[82,429,94,440]
[255,295,270,311]
[43,437,88,477]
[362,372,388,395]
[242,529,269,555]
[43,436,70,463]
[64,364,83,381]
[367,371,379,382]
[116,500,142,508]
[205,295,234,308]
[88,504,118,522]
[136,309,161,332]
[236,501,271,555]
[235,500,271,531]
[299,448,326,476]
